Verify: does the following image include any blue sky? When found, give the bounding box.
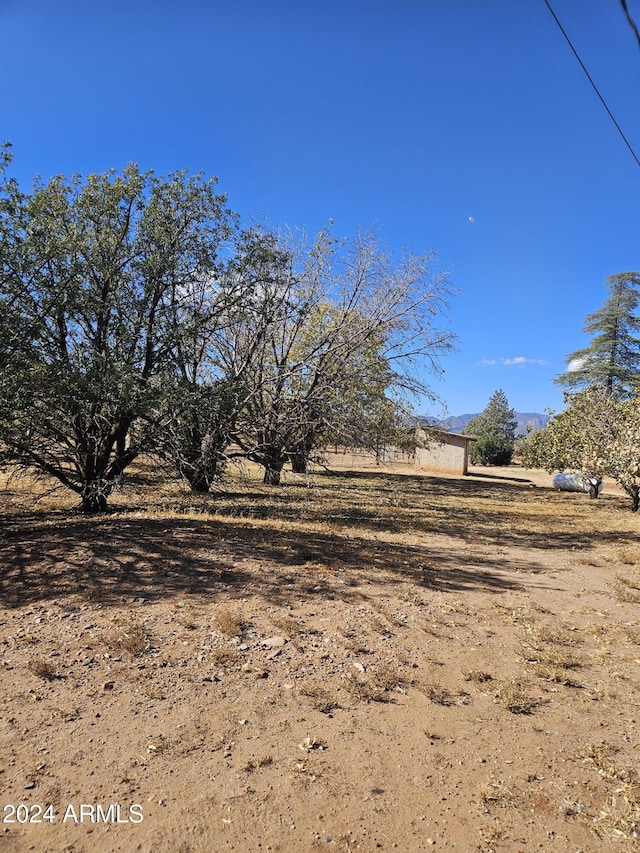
[2,0,638,417]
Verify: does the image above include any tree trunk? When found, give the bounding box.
[176,430,228,494]
[627,484,640,512]
[289,451,308,474]
[263,464,283,485]
[185,470,212,493]
[79,481,109,514]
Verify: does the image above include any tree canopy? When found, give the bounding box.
[0,153,456,507]
[466,389,517,466]
[522,386,640,511]
[0,156,234,511]
[218,227,456,484]
[555,272,640,398]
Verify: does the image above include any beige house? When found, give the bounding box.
[415,429,476,476]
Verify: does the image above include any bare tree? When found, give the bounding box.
[226,227,455,484]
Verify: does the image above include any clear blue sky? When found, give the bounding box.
[2,0,638,417]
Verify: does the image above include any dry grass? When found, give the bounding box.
[242,755,273,772]
[478,821,506,850]
[520,620,586,687]
[339,627,371,655]
[525,622,579,647]
[146,735,169,756]
[174,610,199,630]
[580,742,640,841]
[614,546,640,566]
[368,615,394,636]
[614,572,640,604]
[479,778,520,809]
[621,625,640,645]
[143,685,166,700]
[492,679,542,715]
[52,706,80,721]
[524,645,584,687]
[2,460,640,851]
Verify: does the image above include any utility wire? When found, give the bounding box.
[619,0,640,50]
[543,0,640,168]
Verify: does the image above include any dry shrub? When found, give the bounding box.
[214,608,246,638]
[345,661,403,702]
[298,680,339,713]
[424,683,471,706]
[210,646,239,666]
[108,621,150,657]
[28,658,60,681]
[243,755,273,772]
[270,613,301,637]
[463,670,493,684]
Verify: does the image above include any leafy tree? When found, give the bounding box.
[316,343,410,464]
[466,389,517,465]
[555,272,640,398]
[0,160,234,511]
[521,386,640,511]
[154,253,250,494]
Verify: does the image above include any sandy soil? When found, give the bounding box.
[0,461,638,852]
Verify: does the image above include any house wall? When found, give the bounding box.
[415,434,470,476]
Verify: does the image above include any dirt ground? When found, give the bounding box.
[0,458,638,852]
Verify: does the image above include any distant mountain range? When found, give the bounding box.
[424,412,551,437]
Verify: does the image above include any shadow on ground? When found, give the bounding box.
[201,469,635,550]
[1,468,632,610]
[0,515,565,610]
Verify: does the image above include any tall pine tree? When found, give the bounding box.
[555,272,640,398]
[466,389,517,466]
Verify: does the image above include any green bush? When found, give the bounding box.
[470,435,514,466]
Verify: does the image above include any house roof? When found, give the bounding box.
[417,427,476,443]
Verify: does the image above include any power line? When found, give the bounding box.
[543,0,640,168]
[619,0,640,50]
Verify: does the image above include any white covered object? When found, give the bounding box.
[553,473,603,496]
